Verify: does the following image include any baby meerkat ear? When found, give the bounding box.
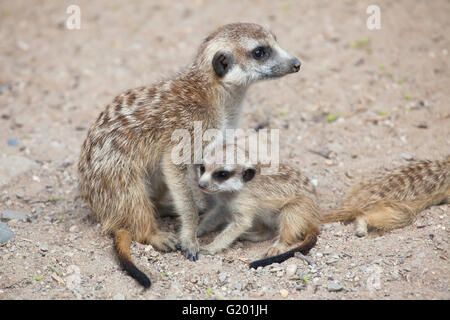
[242,168,256,182]
[212,51,234,77]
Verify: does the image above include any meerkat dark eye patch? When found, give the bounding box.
[199,165,205,175]
[212,51,234,77]
[213,170,232,181]
[251,46,271,61]
[243,168,256,182]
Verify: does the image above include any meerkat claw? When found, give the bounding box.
[184,249,199,261]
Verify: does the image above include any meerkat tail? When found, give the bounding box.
[249,233,318,269]
[320,207,361,224]
[114,229,151,288]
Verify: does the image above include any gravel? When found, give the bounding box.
[327,283,344,292]
[218,272,227,283]
[400,153,414,161]
[0,155,38,187]
[0,221,13,245]
[286,264,298,278]
[1,210,29,222]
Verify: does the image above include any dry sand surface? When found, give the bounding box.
[0,0,449,300]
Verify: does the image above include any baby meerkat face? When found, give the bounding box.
[197,163,256,194]
[201,23,301,86]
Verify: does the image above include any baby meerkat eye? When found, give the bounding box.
[252,46,270,60]
[243,168,256,182]
[213,170,231,181]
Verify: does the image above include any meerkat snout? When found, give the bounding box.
[198,179,208,190]
[291,58,301,72]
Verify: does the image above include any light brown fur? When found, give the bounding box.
[195,145,320,265]
[322,156,450,237]
[77,23,300,286]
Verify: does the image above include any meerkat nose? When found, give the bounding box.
[198,181,208,189]
[291,58,301,72]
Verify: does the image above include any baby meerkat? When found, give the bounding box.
[195,144,321,268]
[78,23,301,287]
[322,156,450,237]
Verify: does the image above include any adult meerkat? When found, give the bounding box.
[78,23,301,287]
[195,144,321,268]
[321,156,450,237]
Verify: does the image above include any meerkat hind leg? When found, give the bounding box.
[358,201,417,236]
[265,236,289,257]
[239,220,276,242]
[266,200,315,256]
[132,208,179,252]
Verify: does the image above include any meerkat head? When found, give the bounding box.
[196,142,257,194]
[197,162,257,194]
[197,23,301,87]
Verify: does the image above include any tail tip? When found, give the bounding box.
[141,278,151,289]
[132,272,152,289]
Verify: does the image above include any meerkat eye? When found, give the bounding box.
[213,170,231,181]
[252,46,270,60]
[199,165,205,175]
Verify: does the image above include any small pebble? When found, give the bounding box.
[280,289,289,298]
[234,282,243,291]
[270,266,283,273]
[113,293,125,300]
[7,219,18,227]
[7,138,19,147]
[326,259,338,265]
[0,222,14,245]
[327,283,343,292]
[286,264,297,278]
[400,153,414,161]
[2,210,29,222]
[69,225,79,233]
[15,192,25,199]
[218,272,227,283]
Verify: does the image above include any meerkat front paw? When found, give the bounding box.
[180,237,199,261]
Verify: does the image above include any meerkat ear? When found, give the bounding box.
[243,168,256,182]
[212,51,234,77]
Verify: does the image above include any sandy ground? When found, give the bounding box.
[0,0,449,300]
